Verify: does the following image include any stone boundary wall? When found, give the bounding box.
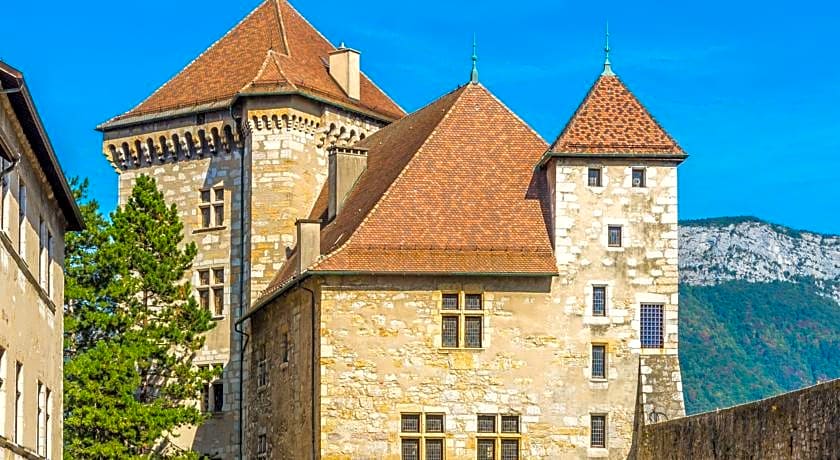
[633,378,840,459]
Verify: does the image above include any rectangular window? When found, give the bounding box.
[501,440,520,460]
[588,168,602,187]
[212,382,224,413]
[14,362,22,442]
[197,267,225,317]
[39,216,46,287]
[257,433,267,459]
[632,168,646,188]
[464,316,483,348]
[401,439,419,460]
[477,415,496,433]
[607,225,622,247]
[18,182,26,255]
[442,293,459,310]
[37,381,45,456]
[401,413,445,460]
[591,415,606,448]
[641,304,665,348]
[257,344,268,387]
[465,293,482,310]
[500,415,519,434]
[46,231,53,297]
[199,186,225,229]
[0,347,5,437]
[441,316,459,348]
[0,159,7,230]
[592,344,606,379]
[592,286,606,316]
[477,439,495,460]
[281,332,290,364]
[45,388,51,459]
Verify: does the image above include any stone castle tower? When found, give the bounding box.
[97,1,402,456]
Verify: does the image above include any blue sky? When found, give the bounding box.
[2,0,838,234]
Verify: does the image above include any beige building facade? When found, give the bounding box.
[0,61,83,460]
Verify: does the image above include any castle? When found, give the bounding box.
[98,1,685,458]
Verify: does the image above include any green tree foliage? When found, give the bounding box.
[680,280,840,414]
[64,176,218,459]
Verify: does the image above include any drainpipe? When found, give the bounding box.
[300,285,317,460]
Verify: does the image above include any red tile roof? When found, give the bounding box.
[549,74,683,155]
[260,83,557,300]
[106,0,403,124]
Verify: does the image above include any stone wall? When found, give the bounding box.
[549,158,685,423]
[633,378,840,459]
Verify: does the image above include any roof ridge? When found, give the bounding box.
[312,85,470,270]
[107,1,270,126]
[282,0,404,114]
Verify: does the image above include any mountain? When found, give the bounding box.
[678,217,840,414]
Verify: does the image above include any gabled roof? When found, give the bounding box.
[258,83,557,303]
[101,0,403,128]
[548,74,684,157]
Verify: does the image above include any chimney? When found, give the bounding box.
[296,219,321,274]
[329,44,361,100]
[328,146,368,221]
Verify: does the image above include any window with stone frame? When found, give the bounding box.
[280,332,290,365]
[640,304,665,348]
[592,285,606,316]
[199,364,224,414]
[591,344,607,380]
[607,225,622,248]
[197,267,225,317]
[36,381,46,457]
[257,343,268,387]
[18,181,26,256]
[588,167,603,187]
[257,433,267,459]
[476,414,521,460]
[590,414,607,448]
[440,292,484,349]
[400,413,445,460]
[199,186,225,229]
[632,168,646,188]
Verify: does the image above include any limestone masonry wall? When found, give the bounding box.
[633,378,840,459]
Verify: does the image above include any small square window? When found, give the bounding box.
[214,188,224,202]
[200,190,211,203]
[442,293,459,310]
[425,414,444,433]
[632,168,646,188]
[592,286,606,316]
[213,268,225,284]
[464,316,483,348]
[500,415,520,433]
[608,226,622,247]
[591,415,606,448]
[588,168,602,187]
[401,414,421,433]
[441,316,459,348]
[199,270,210,286]
[477,415,496,433]
[465,293,482,310]
[592,344,607,379]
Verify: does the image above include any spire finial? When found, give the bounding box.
[470,34,479,84]
[602,23,615,76]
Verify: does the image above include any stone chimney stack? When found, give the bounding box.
[296,219,321,274]
[329,44,361,100]
[328,146,368,221]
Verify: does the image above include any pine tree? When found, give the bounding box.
[64,176,218,459]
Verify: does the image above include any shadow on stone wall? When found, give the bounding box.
[632,377,840,459]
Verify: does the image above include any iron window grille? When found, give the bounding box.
[476,414,520,460]
[592,286,606,316]
[592,344,607,379]
[199,186,225,229]
[441,292,485,349]
[400,413,446,460]
[590,414,606,448]
[640,304,665,348]
[588,168,603,187]
[607,226,622,247]
[632,168,646,188]
[257,434,267,459]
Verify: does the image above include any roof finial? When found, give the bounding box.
[470,34,479,84]
[602,23,615,76]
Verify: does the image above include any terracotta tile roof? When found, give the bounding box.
[549,74,683,155]
[259,83,557,301]
[106,0,403,124]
